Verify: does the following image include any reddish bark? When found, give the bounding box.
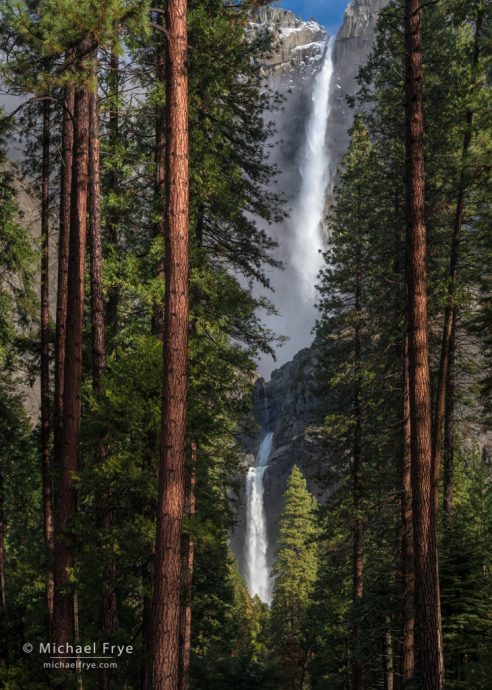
[40,99,55,637]
[178,451,196,690]
[53,49,91,648]
[151,0,190,686]
[404,1,444,688]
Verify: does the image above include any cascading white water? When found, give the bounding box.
[291,37,335,302]
[245,432,274,603]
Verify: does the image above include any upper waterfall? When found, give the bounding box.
[291,37,335,302]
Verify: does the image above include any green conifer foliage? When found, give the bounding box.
[271,465,319,690]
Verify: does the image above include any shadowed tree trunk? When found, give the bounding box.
[40,99,54,638]
[106,45,120,351]
[432,10,483,519]
[53,44,91,649]
[54,81,74,473]
[352,222,364,690]
[404,1,444,688]
[384,621,394,690]
[443,310,456,530]
[152,9,166,340]
[151,0,190,686]
[400,335,414,687]
[88,63,120,690]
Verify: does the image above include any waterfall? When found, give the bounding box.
[245,432,274,603]
[291,37,335,302]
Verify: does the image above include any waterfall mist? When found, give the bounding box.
[291,37,335,302]
[257,38,336,376]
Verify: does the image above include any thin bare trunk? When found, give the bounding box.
[404,1,444,687]
[352,235,364,690]
[54,82,74,469]
[443,310,456,530]
[400,336,414,687]
[88,64,120,689]
[151,0,190,686]
[152,16,166,339]
[106,46,120,350]
[53,46,90,649]
[384,622,394,690]
[40,99,54,637]
[432,11,483,516]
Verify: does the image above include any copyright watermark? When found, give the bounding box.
[22,641,133,671]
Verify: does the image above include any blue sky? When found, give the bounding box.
[278,0,348,35]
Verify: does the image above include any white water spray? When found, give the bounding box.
[245,432,274,603]
[291,37,335,301]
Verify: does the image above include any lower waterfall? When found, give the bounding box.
[245,432,274,603]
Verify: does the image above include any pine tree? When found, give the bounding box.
[271,465,319,690]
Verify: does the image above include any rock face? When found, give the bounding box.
[250,7,326,74]
[326,0,389,194]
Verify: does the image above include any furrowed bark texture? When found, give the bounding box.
[151,0,190,687]
[40,99,54,636]
[404,1,444,688]
[53,58,90,648]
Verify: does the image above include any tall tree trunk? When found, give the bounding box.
[53,46,91,649]
[178,449,196,690]
[432,10,483,516]
[40,99,55,637]
[400,335,414,687]
[0,472,7,660]
[54,82,74,473]
[384,621,394,690]
[151,0,190,687]
[352,237,364,690]
[442,310,456,530]
[152,11,166,340]
[106,46,120,350]
[88,64,120,690]
[404,2,444,688]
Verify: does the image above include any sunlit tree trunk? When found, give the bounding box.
[404,1,444,687]
[151,0,190,686]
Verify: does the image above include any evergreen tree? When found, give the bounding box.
[271,465,319,690]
